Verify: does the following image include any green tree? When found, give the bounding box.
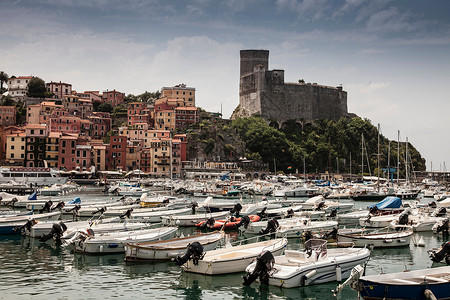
[1,95,14,106]
[98,102,113,113]
[0,71,8,93]
[27,77,46,98]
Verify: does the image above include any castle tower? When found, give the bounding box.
[240,50,269,77]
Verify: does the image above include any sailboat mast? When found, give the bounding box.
[361,133,364,180]
[397,130,400,183]
[405,137,409,186]
[377,124,380,190]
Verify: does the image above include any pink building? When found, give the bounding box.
[127,102,151,126]
[74,91,102,103]
[175,107,199,130]
[102,90,125,106]
[107,135,127,171]
[46,81,72,99]
[50,115,82,135]
[87,113,112,138]
[0,106,17,126]
[58,134,91,171]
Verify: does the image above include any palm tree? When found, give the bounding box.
[0,71,8,92]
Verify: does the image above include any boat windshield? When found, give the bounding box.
[305,239,327,257]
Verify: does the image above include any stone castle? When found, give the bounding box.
[231,50,349,126]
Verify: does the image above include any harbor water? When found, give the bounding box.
[0,186,446,300]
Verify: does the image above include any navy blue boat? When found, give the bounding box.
[356,266,450,299]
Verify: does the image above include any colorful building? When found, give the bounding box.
[24,124,48,167]
[7,76,33,99]
[46,81,72,99]
[160,84,195,107]
[5,132,26,165]
[102,90,124,106]
[0,106,17,126]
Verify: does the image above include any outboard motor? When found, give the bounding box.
[67,204,81,215]
[328,208,337,218]
[174,242,204,266]
[428,201,437,208]
[39,200,53,214]
[436,218,450,235]
[190,200,198,214]
[321,227,338,240]
[236,215,251,229]
[15,218,37,234]
[286,208,294,218]
[119,208,133,219]
[10,197,18,207]
[92,206,107,216]
[230,203,243,216]
[303,230,313,243]
[369,206,379,215]
[430,242,450,265]
[316,201,325,211]
[201,217,215,229]
[257,207,268,219]
[243,250,275,286]
[433,207,447,217]
[259,219,279,235]
[51,201,65,211]
[102,186,110,193]
[39,222,68,242]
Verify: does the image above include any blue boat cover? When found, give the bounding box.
[68,197,81,204]
[369,196,402,209]
[28,192,37,200]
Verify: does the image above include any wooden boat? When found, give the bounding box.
[161,211,230,227]
[355,266,450,299]
[0,211,61,234]
[195,215,261,230]
[337,226,413,248]
[244,239,371,288]
[177,237,288,275]
[72,226,178,254]
[124,231,225,261]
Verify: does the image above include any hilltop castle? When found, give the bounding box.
[231,50,349,126]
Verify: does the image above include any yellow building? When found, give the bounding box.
[160,84,195,107]
[155,110,176,131]
[92,144,107,171]
[5,132,26,165]
[45,132,61,168]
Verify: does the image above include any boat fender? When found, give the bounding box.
[302,269,317,286]
[99,245,104,252]
[424,289,438,300]
[336,264,342,282]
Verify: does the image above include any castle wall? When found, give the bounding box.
[233,49,349,122]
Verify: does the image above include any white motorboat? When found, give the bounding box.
[72,226,178,254]
[0,211,61,234]
[301,195,354,213]
[139,193,188,208]
[0,167,68,186]
[176,237,288,275]
[244,239,370,288]
[130,207,192,223]
[124,231,225,261]
[275,219,338,238]
[337,226,413,248]
[161,211,230,227]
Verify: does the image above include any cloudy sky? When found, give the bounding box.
[1,0,449,171]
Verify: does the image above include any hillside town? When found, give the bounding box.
[0,75,203,178]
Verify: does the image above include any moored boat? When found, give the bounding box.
[124,231,225,261]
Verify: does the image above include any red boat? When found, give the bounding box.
[196,215,261,230]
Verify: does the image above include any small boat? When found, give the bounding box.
[161,211,230,227]
[354,266,450,300]
[124,231,225,261]
[72,226,178,254]
[300,195,354,213]
[337,226,413,248]
[0,211,61,234]
[275,219,339,238]
[195,215,261,230]
[130,207,192,223]
[139,194,188,208]
[175,237,288,275]
[244,239,371,288]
